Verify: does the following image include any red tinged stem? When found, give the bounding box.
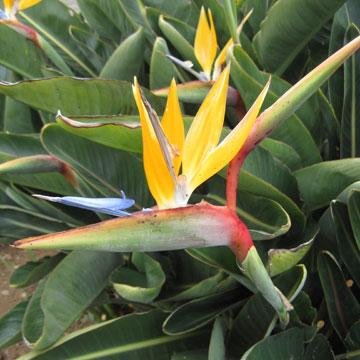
[229,216,254,262]
[226,147,247,211]
[225,92,267,211]
[1,19,39,45]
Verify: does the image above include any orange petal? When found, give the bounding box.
[182,66,230,189]
[132,79,175,208]
[18,0,41,10]
[194,7,218,79]
[3,0,13,14]
[213,38,233,79]
[190,78,271,190]
[161,79,185,176]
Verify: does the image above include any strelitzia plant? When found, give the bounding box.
[13,36,360,326]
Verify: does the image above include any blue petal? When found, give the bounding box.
[33,193,135,217]
[0,9,8,19]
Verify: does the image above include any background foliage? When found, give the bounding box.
[0,0,359,358]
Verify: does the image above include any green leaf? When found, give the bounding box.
[112,252,166,304]
[3,184,82,227]
[162,287,240,335]
[228,266,307,357]
[100,28,145,81]
[236,170,305,234]
[20,310,208,360]
[228,293,274,357]
[144,0,198,27]
[304,334,335,360]
[76,0,122,40]
[208,317,225,360]
[330,200,360,287]
[243,147,299,200]
[118,0,156,41]
[0,173,76,197]
[317,251,360,338]
[341,24,360,157]
[253,0,346,74]
[267,225,317,277]
[3,71,38,133]
[0,24,43,78]
[0,207,71,241]
[241,327,312,360]
[154,81,212,104]
[41,124,152,206]
[230,45,322,165]
[186,247,254,291]
[0,77,164,116]
[241,0,269,35]
[56,113,142,154]
[254,37,360,159]
[0,301,28,350]
[260,138,302,171]
[328,0,360,120]
[0,133,45,161]
[346,320,360,351]
[206,181,291,241]
[295,159,360,211]
[171,350,207,360]
[150,37,178,90]
[223,0,237,42]
[4,97,36,133]
[0,155,72,176]
[348,190,360,251]
[10,253,64,288]
[22,251,122,350]
[292,292,317,326]
[158,15,198,67]
[120,0,155,43]
[0,133,75,195]
[19,0,96,76]
[166,272,227,302]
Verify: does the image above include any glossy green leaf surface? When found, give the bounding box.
[295,159,360,211]
[100,28,145,81]
[0,77,164,116]
[0,24,43,78]
[253,0,346,74]
[22,251,122,350]
[112,252,166,304]
[20,310,208,360]
[0,301,28,350]
[10,254,65,288]
[317,251,360,338]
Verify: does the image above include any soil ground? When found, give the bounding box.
[0,245,51,360]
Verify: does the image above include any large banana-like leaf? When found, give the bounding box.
[19,0,96,76]
[328,0,360,120]
[253,0,346,74]
[0,78,164,116]
[0,24,44,78]
[19,310,208,360]
[341,24,360,157]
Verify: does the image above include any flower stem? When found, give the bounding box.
[226,148,247,211]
